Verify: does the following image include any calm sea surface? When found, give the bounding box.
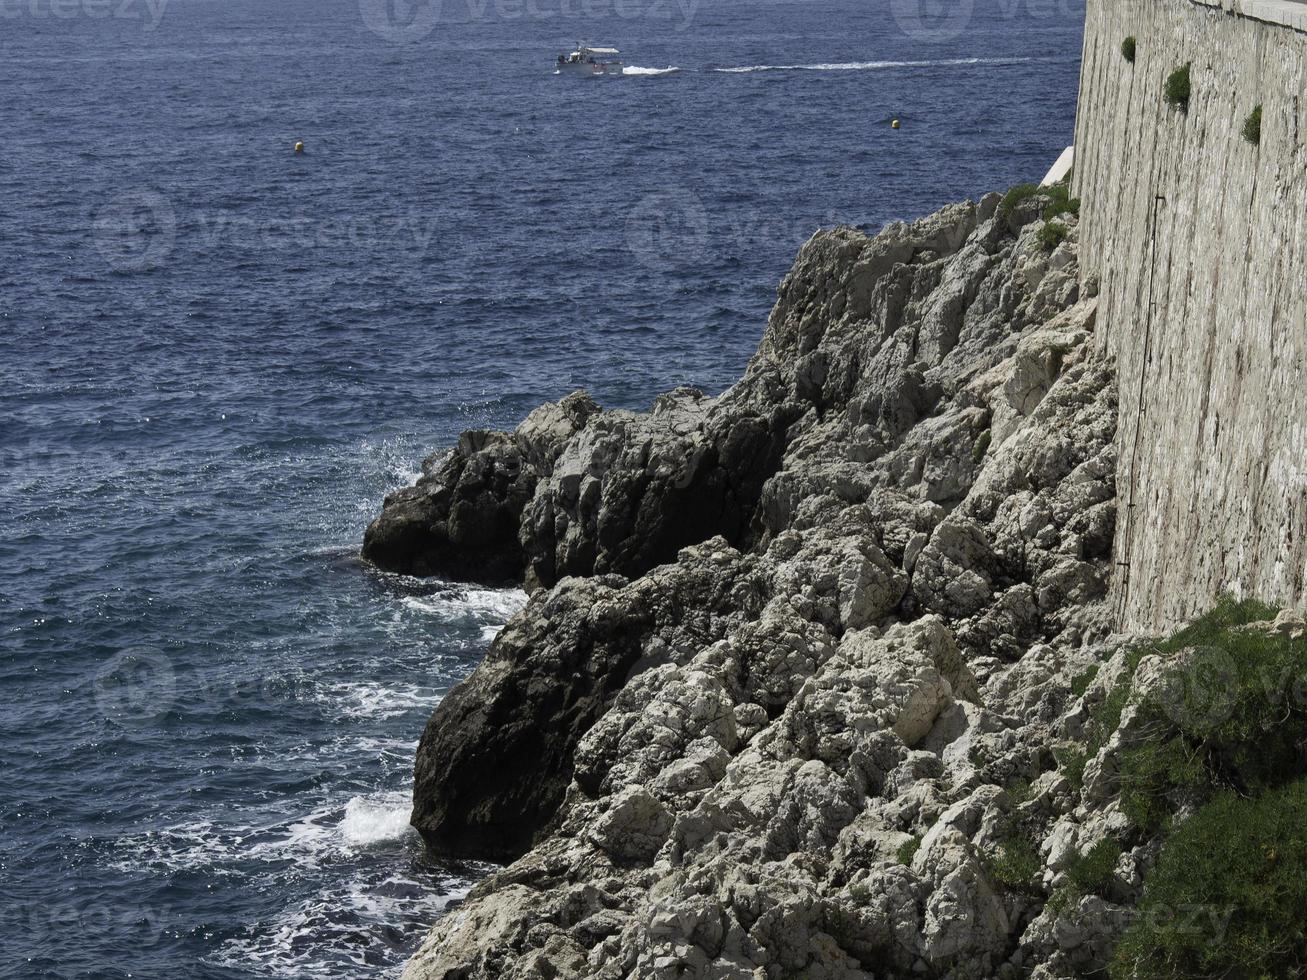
[0,0,1083,974]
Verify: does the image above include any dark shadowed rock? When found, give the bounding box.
[361,391,599,583]
[410,538,767,860]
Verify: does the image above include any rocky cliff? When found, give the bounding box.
[358,192,1243,978]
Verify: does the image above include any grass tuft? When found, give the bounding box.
[896,834,922,866]
[1121,36,1136,63]
[1164,63,1191,114]
[1041,182,1081,221]
[987,835,1043,894]
[1070,663,1100,698]
[1000,182,1041,219]
[1037,221,1069,251]
[1054,743,1088,791]
[1243,104,1262,146]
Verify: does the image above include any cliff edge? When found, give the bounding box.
[359,192,1228,978]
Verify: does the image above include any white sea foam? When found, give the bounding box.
[338,791,414,847]
[208,869,476,979]
[713,56,1031,73]
[330,679,436,720]
[623,65,681,76]
[112,789,418,874]
[401,585,527,622]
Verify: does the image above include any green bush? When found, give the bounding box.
[1098,597,1307,829]
[971,429,991,464]
[1086,647,1146,754]
[1000,182,1041,219]
[1054,743,1088,791]
[1051,838,1122,911]
[896,834,922,865]
[1243,104,1262,145]
[1118,737,1205,831]
[1164,63,1191,113]
[1111,779,1307,979]
[1037,221,1069,250]
[1068,839,1120,894]
[1121,36,1136,63]
[987,835,1043,894]
[1041,182,1081,221]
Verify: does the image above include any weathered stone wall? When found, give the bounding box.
[1074,0,1307,631]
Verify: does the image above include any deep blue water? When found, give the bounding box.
[0,0,1083,975]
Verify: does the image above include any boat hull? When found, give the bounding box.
[555,61,623,77]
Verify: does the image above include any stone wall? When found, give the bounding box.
[1074,0,1307,631]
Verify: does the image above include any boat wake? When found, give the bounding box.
[713,56,1035,73]
[622,65,681,76]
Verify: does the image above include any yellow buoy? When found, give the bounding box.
[891,119,901,130]
[294,141,305,154]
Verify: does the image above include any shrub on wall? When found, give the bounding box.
[1243,104,1262,145]
[1121,36,1136,63]
[1164,63,1191,113]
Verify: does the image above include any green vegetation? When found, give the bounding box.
[1046,839,1123,917]
[971,429,991,464]
[1043,600,1307,977]
[1164,63,1191,113]
[1054,743,1088,791]
[896,834,922,866]
[1000,182,1041,219]
[1121,36,1136,63]
[1066,838,1121,895]
[1005,777,1035,806]
[999,181,1081,237]
[1118,737,1206,830]
[1111,779,1307,979]
[1085,647,1146,755]
[1070,663,1100,698]
[1243,104,1263,145]
[1076,597,1307,830]
[1037,221,1070,250]
[987,835,1042,894]
[1040,182,1080,221]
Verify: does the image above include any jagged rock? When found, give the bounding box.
[371,198,1139,979]
[363,391,600,582]
[410,539,766,859]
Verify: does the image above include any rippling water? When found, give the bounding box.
[0,0,1082,974]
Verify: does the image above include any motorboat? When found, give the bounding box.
[555,43,623,77]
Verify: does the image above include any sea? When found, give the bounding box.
[0,0,1083,974]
